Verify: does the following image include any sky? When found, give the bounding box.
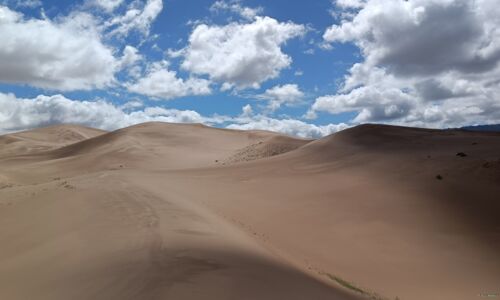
[0,0,499,137]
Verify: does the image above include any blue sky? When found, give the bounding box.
[0,0,499,137]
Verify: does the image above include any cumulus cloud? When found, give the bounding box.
[106,0,163,37]
[126,61,211,100]
[210,0,263,21]
[181,16,306,89]
[311,0,500,128]
[226,105,349,138]
[0,92,204,134]
[228,116,349,138]
[401,96,500,129]
[324,0,500,77]
[311,86,415,123]
[0,6,118,90]
[258,84,304,112]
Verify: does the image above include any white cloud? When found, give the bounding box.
[118,45,142,69]
[166,47,185,58]
[335,0,367,9]
[88,0,124,12]
[226,104,348,138]
[127,65,143,79]
[126,61,211,100]
[400,96,500,128]
[106,0,163,37]
[181,16,306,89]
[0,92,204,134]
[210,0,263,21]
[0,6,118,91]
[324,0,500,77]
[312,0,500,128]
[220,82,234,92]
[120,99,144,110]
[227,114,349,138]
[311,86,415,123]
[241,104,253,117]
[259,84,304,112]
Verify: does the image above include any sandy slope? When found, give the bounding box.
[0,122,499,300]
[0,124,106,158]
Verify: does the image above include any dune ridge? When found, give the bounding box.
[0,122,499,300]
[0,124,106,158]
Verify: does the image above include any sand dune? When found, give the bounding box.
[0,122,499,300]
[0,124,105,158]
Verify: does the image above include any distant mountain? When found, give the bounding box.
[461,124,500,132]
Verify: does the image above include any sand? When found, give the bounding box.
[0,122,499,300]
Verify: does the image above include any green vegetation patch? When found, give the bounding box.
[322,272,398,300]
[326,273,367,295]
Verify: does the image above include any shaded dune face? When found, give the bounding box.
[291,124,500,231]
[0,122,499,300]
